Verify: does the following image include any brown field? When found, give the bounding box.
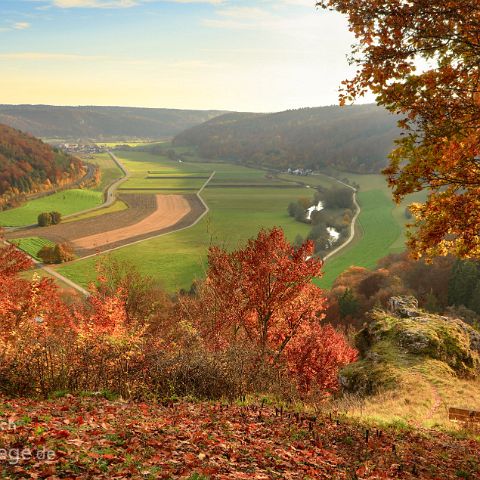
[7,193,205,257]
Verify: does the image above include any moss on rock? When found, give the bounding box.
[340,297,480,395]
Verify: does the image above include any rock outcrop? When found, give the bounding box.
[340,296,480,395]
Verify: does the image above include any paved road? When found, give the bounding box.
[322,175,361,262]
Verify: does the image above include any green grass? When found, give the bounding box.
[12,237,55,260]
[316,189,401,288]
[0,152,124,227]
[87,152,124,192]
[0,189,103,227]
[56,186,312,292]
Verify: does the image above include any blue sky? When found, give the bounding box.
[0,0,369,111]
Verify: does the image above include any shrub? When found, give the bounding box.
[37,211,62,227]
[37,243,74,264]
[50,211,62,225]
[37,212,52,226]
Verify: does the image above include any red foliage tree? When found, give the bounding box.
[185,227,357,392]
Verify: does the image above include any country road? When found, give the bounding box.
[322,175,361,262]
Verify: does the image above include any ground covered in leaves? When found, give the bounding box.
[0,395,479,479]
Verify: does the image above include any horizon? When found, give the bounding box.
[0,101,377,113]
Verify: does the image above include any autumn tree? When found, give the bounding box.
[318,0,480,258]
[182,227,356,392]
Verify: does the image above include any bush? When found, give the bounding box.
[37,211,62,227]
[38,212,52,226]
[50,211,62,225]
[38,243,74,264]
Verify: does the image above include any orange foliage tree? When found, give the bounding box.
[184,227,357,392]
[318,0,480,259]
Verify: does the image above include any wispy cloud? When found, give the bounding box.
[52,0,139,7]
[48,0,223,7]
[0,52,105,60]
[13,22,32,29]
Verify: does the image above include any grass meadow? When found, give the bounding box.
[23,147,423,293]
[0,153,124,227]
[0,189,104,227]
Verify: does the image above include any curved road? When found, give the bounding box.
[321,175,361,262]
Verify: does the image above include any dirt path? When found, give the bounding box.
[73,195,191,250]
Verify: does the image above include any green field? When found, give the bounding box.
[87,152,125,191]
[0,152,124,227]
[12,237,55,260]
[56,150,313,291]
[316,189,401,288]
[315,172,428,288]
[0,189,104,227]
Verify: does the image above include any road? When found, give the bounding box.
[321,175,361,262]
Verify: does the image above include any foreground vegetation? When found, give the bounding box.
[1,394,479,479]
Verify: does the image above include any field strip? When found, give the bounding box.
[72,195,191,250]
[75,170,216,262]
[321,175,361,262]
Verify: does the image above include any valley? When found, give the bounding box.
[5,142,417,292]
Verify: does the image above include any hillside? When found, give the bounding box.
[340,296,480,427]
[173,104,400,173]
[1,394,479,479]
[0,124,85,210]
[0,105,225,141]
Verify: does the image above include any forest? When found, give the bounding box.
[0,105,225,141]
[174,104,399,173]
[0,124,84,210]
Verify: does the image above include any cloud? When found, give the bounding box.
[52,0,139,7]
[0,52,105,60]
[13,22,31,30]
[49,0,223,7]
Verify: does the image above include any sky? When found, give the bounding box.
[0,0,372,112]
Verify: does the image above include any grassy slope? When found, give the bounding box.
[338,310,480,431]
[315,172,428,289]
[0,153,123,227]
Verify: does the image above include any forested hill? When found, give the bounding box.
[0,105,225,141]
[173,104,400,173]
[0,124,84,208]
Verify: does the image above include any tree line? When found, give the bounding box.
[174,105,399,174]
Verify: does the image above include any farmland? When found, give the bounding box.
[6,146,421,293]
[54,150,312,291]
[11,236,54,260]
[0,189,104,227]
